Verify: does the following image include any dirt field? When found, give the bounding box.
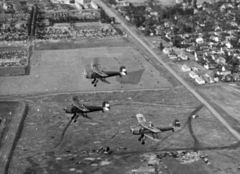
[7,89,240,174]
[0,39,173,96]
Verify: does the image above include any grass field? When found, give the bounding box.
[0,45,173,96]
[7,89,239,174]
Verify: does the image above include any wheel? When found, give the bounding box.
[141,141,145,145]
[138,137,142,141]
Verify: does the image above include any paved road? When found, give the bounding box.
[94,0,240,141]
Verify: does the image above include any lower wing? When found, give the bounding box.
[100,78,110,84]
[91,63,107,76]
[144,133,161,142]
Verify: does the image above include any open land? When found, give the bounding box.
[0,37,172,96]
[6,89,240,174]
[2,33,240,173]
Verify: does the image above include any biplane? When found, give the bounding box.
[84,61,127,87]
[130,105,204,144]
[63,96,110,122]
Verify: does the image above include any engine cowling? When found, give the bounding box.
[63,105,74,113]
[102,101,110,111]
[119,66,127,76]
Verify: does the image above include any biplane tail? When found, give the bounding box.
[119,66,127,76]
[172,119,180,127]
[102,101,110,111]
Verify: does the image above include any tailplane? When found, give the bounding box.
[169,119,181,132]
[172,119,180,127]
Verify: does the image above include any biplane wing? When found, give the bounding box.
[72,96,89,112]
[136,114,161,133]
[91,62,108,76]
[144,134,161,142]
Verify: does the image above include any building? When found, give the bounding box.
[77,0,91,4]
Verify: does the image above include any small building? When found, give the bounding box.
[90,1,98,9]
[189,71,198,79]
[196,37,204,44]
[168,51,177,60]
[116,0,130,6]
[76,0,91,4]
[195,76,205,85]
[182,64,191,72]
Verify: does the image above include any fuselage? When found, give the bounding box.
[130,126,174,135]
[86,71,121,79]
[64,105,103,114]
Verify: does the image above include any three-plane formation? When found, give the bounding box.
[63,59,205,146]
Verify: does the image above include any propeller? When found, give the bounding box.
[82,68,87,78]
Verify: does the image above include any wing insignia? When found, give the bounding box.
[91,63,107,76]
[72,96,89,112]
[136,114,160,133]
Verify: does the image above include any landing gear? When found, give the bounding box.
[138,134,144,141]
[92,79,98,87]
[138,134,146,145]
[72,113,78,122]
[93,79,98,87]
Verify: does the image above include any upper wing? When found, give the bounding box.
[136,114,160,133]
[72,96,89,112]
[144,133,161,142]
[91,62,108,76]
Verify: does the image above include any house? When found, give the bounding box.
[215,57,226,65]
[163,47,171,55]
[195,76,205,85]
[90,1,98,9]
[76,0,91,5]
[210,36,220,42]
[168,51,177,60]
[189,71,199,79]
[225,42,233,49]
[196,37,204,44]
[182,64,191,72]
[178,54,189,61]
[186,46,196,53]
[116,0,130,7]
[202,74,214,83]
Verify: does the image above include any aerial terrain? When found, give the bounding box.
[0,0,240,174]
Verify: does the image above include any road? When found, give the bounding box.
[93,0,240,141]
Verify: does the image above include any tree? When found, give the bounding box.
[193,0,197,9]
[159,42,164,50]
[234,0,237,7]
